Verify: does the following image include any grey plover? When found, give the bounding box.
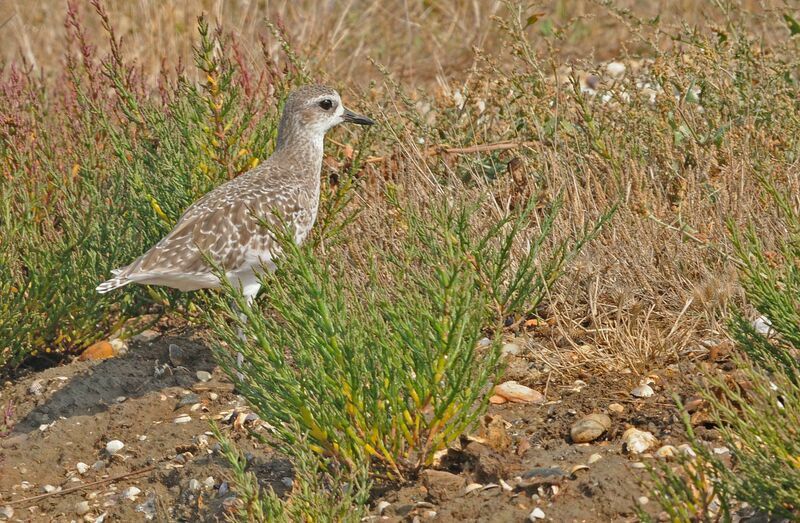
[97,85,374,304]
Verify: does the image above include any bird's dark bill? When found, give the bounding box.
[342,108,375,126]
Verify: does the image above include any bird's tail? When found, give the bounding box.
[96,275,130,294]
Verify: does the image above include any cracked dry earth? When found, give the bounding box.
[0,324,723,522]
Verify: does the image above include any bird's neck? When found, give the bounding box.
[270,130,325,184]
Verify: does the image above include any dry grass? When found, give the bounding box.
[1,0,798,378]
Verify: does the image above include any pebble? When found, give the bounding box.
[174,415,192,424]
[20,481,32,490]
[178,393,201,407]
[43,484,60,493]
[631,462,647,469]
[0,506,13,520]
[623,428,658,454]
[493,381,544,404]
[631,384,654,398]
[169,344,188,366]
[203,476,215,489]
[105,440,124,455]
[570,413,611,443]
[655,445,678,459]
[92,460,106,471]
[678,444,697,457]
[608,403,625,413]
[133,329,160,343]
[529,507,546,520]
[209,392,219,401]
[188,479,201,491]
[501,342,521,356]
[587,453,603,464]
[196,371,212,382]
[121,486,141,500]
[138,435,147,441]
[77,462,90,474]
[606,61,626,79]
[75,501,90,515]
[638,496,650,505]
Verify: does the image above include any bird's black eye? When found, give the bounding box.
[319,99,333,110]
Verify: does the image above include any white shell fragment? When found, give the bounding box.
[105,440,124,455]
[464,483,483,494]
[623,428,658,454]
[655,445,678,460]
[493,381,544,404]
[76,462,90,474]
[529,507,546,520]
[121,486,141,500]
[631,384,654,398]
[570,413,611,443]
[174,415,192,424]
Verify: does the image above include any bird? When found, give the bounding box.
[96,85,374,307]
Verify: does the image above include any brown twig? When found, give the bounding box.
[7,465,156,506]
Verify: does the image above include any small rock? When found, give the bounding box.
[493,381,544,404]
[75,501,91,515]
[638,496,650,505]
[115,396,127,403]
[109,339,127,356]
[0,506,13,520]
[623,428,657,454]
[488,394,507,404]
[678,444,697,458]
[105,440,124,455]
[499,478,513,491]
[478,337,491,347]
[208,392,219,401]
[630,462,647,469]
[92,460,106,471]
[188,479,201,491]
[501,342,521,356]
[606,61,626,79]
[570,413,611,443]
[43,484,60,493]
[133,329,159,343]
[177,394,201,408]
[168,344,188,366]
[587,453,603,464]
[196,371,212,382]
[202,476,215,489]
[77,462,90,474]
[655,445,678,460]
[529,507,546,520]
[608,403,625,414]
[121,486,141,500]
[138,435,147,441]
[174,415,192,424]
[752,315,773,336]
[631,384,654,398]
[421,469,465,502]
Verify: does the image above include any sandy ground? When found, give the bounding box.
[0,323,718,522]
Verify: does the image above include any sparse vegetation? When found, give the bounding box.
[2,0,800,520]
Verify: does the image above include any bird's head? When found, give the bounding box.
[277,85,374,149]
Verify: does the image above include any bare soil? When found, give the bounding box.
[0,323,716,522]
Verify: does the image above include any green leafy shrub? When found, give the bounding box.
[208,192,611,482]
[211,423,369,523]
[645,177,800,521]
